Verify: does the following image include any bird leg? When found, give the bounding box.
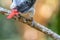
[27,7,35,21]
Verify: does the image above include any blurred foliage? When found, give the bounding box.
[0,14,21,40]
[47,8,60,40]
[48,8,60,35]
[57,8,60,35]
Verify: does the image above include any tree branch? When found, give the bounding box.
[0,7,60,40]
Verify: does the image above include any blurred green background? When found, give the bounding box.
[48,9,60,35]
[0,14,22,40]
[47,8,60,40]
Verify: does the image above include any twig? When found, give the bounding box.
[0,7,60,40]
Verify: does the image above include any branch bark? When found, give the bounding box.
[0,7,60,40]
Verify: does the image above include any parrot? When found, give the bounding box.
[7,0,36,19]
